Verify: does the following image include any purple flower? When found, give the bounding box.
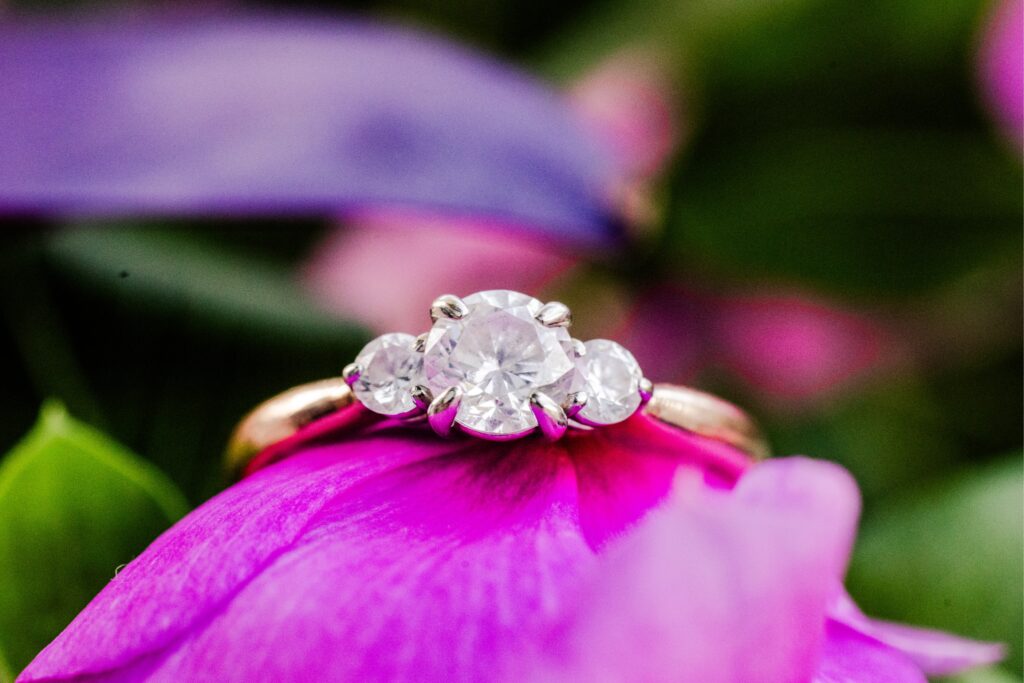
[0,14,619,246]
[20,418,999,681]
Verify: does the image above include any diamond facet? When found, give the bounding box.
[575,339,643,425]
[423,290,577,436]
[352,333,423,415]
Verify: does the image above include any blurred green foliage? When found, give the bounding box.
[1,0,1021,674]
[2,226,368,502]
[848,457,1024,671]
[0,402,187,679]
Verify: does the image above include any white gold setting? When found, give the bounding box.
[347,290,649,441]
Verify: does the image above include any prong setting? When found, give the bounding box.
[535,301,572,328]
[413,332,429,353]
[427,386,462,437]
[639,377,654,406]
[430,294,469,323]
[342,362,362,387]
[530,392,568,441]
[410,384,434,412]
[571,338,586,358]
[563,391,588,420]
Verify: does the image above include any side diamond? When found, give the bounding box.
[575,339,643,425]
[352,333,423,416]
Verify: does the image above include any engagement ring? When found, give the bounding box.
[227,290,769,476]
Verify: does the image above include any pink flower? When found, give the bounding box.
[978,0,1024,149]
[20,417,999,682]
[303,212,576,334]
[618,285,896,412]
[569,50,681,185]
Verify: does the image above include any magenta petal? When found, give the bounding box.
[21,417,747,682]
[814,621,927,683]
[0,15,619,245]
[828,592,1005,675]
[19,429,451,680]
[535,458,862,683]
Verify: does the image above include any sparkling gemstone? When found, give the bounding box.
[352,333,423,415]
[576,339,643,425]
[423,290,576,436]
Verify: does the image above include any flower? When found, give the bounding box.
[0,15,619,245]
[978,0,1023,150]
[302,49,679,334]
[617,285,896,411]
[20,417,1000,681]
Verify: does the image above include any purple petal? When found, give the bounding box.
[20,416,749,682]
[829,592,1005,675]
[534,458,862,682]
[814,621,927,683]
[0,15,619,245]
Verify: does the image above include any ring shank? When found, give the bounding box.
[225,378,355,476]
[645,384,770,462]
[226,380,769,477]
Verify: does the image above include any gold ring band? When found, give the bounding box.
[226,380,769,477]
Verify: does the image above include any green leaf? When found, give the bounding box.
[34,226,368,501]
[938,667,1023,683]
[0,402,189,678]
[846,456,1024,674]
[45,226,363,343]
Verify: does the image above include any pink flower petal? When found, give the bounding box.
[303,212,575,333]
[713,292,891,406]
[618,285,893,410]
[570,51,681,180]
[20,417,748,682]
[814,621,927,683]
[536,458,862,683]
[978,0,1024,149]
[829,592,1005,675]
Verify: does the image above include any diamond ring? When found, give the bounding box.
[227,290,769,476]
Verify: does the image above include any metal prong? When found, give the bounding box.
[638,377,654,406]
[411,385,434,412]
[413,332,429,353]
[563,391,588,420]
[530,392,568,441]
[535,301,572,328]
[427,386,462,437]
[571,338,586,358]
[430,294,469,323]
[342,363,362,387]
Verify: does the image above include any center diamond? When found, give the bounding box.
[422,290,577,436]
